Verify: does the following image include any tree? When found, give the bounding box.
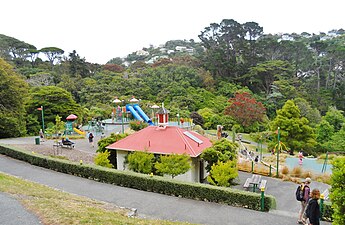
[127,151,154,174]
[68,50,90,77]
[315,119,334,144]
[293,98,321,127]
[201,139,238,172]
[0,58,29,137]
[270,100,316,153]
[40,47,64,70]
[154,154,191,178]
[224,92,266,127]
[207,160,238,187]
[190,111,204,127]
[27,86,82,125]
[322,125,345,152]
[243,60,294,95]
[323,106,345,132]
[330,156,345,225]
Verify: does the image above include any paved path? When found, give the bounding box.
[0,192,41,225]
[0,136,331,225]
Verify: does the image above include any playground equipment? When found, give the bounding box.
[126,104,154,125]
[65,114,78,135]
[73,127,85,135]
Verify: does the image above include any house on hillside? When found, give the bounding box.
[106,106,213,183]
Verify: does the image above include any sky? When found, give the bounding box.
[1,0,344,64]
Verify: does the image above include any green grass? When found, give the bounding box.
[0,172,194,225]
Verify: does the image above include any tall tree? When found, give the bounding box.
[198,19,247,80]
[40,47,64,70]
[270,100,316,153]
[224,92,266,127]
[0,58,29,137]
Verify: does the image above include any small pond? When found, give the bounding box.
[285,157,332,174]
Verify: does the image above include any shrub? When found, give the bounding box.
[281,166,289,175]
[127,151,154,174]
[129,121,148,131]
[207,161,238,187]
[155,154,191,178]
[291,166,302,177]
[94,150,113,168]
[97,133,127,153]
[330,156,345,225]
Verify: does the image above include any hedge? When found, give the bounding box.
[0,144,276,211]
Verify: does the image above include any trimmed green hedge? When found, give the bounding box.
[0,144,276,211]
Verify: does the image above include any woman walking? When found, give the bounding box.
[306,188,321,225]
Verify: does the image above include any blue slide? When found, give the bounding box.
[126,104,154,126]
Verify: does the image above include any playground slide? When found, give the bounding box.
[126,105,144,122]
[73,127,86,135]
[133,104,154,125]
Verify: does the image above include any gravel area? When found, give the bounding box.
[5,138,98,165]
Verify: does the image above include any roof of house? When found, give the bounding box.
[106,126,213,157]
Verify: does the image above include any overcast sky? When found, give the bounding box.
[1,0,344,64]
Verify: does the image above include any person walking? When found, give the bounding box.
[88,132,94,147]
[305,188,321,225]
[39,129,45,142]
[297,177,311,224]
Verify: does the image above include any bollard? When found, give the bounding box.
[320,194,324,218]
[260,186,265,211]
[251,161,254,173]
[269,165,272,177]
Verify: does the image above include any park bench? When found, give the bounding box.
[243,178,251,189]
[243,174,264,192]
[53,141,75,149]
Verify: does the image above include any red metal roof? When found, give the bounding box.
[106,126,213,157]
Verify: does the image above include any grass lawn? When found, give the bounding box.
[0,172,194,225]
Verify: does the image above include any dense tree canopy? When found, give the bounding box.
[0,58,29,137]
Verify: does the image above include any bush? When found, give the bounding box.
[127,151,154,174]
[94,150,113,168]
[129,121,148,131]
[330,156,345,225]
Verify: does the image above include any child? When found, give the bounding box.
[88,132,94,147]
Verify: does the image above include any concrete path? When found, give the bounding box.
[0,192,41,225]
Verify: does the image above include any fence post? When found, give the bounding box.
[269,165,272,177]
[260,187,265,211]
[320,194,324,218]
[251,161,254,173]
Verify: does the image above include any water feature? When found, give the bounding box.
[285,157,332,174]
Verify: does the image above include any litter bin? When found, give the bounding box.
[35,137,40,145]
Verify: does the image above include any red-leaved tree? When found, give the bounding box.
[224,92,266,127]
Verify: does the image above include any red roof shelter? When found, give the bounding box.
[106,126,212,157]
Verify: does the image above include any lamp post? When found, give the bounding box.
[37,105,45,133]
[177,113,180,126]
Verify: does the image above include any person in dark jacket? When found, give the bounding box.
[307,188,321,225]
